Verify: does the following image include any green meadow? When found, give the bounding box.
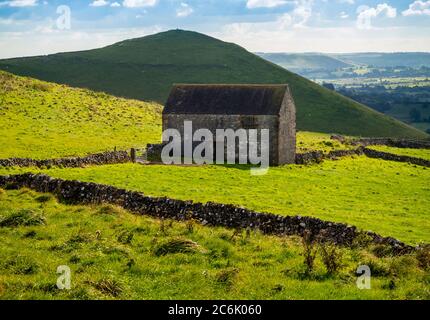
[2,156,429,245]
[0,188,429,300]
[1,70,429,300]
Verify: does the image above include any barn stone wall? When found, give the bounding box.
[163,114,281,165]
[278,88,296,164]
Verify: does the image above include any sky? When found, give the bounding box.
[0,0,429,58]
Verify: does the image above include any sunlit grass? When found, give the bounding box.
[2,156,429,245]
[0,71,162,159]
[0,188,428,300]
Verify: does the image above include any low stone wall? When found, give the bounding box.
[331,135,430,149]
[0,173,415,254]
[295,151,324,165]
[295,149,363,165]
[362,148,430,167]
[0,151,131,168]
[354,138,430,149]
[146,143,167,162]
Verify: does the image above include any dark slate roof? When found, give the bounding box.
[163,84,289,115]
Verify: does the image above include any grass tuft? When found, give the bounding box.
[153,237,203,256]
[416,245,430,270]
[97,204,124,216]
[0,209,46,227]
[90,278,123,297]
[4,255,39,275]
[35,194,53,203]
[215,268,239,286]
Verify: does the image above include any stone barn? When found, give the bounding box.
[151,84,296,166]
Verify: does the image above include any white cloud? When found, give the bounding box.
[338,0,354,4]
[0,0,38,7]
[90,0,109,7]
[213,23,430,53]
[223,0,314,39]
[356,3,397,30]
[122,0,157,8]
[110,1,121,7]
[176,2,193,17]
[402,1,430,16]
[246,0,287,9]
[340,11,349,19]
[278,0,313,28]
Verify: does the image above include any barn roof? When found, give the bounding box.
[163,84,290,115]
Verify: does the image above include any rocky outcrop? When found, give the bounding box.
[0,151,131,168]
[0,173,415,254]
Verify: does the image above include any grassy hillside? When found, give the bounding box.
[1,188,429,300]
[2,156,429,245]
[0,30,427,139]
[0,71,162,159]
[257,53,351,71]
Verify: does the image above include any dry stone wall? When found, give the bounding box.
[362,148,430,167]
[295,149,364,165]
[331,135,430,149]
[0,151,131,168]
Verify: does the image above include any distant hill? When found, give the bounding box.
[0,29,427,139]
[0,71,161,159]
[256,53,351,71]
[330,52,430,68]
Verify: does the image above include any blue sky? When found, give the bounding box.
[0,0,429,58]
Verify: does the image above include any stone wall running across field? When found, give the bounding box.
[331,135,430,149]
[0,173,416,254]
[295,149,364,165]
[296,147,430,167]
[0,151,131,168]
[362,148,430,167]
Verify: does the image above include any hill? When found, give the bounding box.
[330,52,430,68]
[0,30,427,139]
[0,71,161,159]
[256,52,351,71]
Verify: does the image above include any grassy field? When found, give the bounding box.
[1,70,429,300]
[0,71,359,160]
[0,188,429,300]
[368,145,430,161]
[296,131,355,153]
[2,156,429,245]
[0,30,426,139]
[0,71,162,159]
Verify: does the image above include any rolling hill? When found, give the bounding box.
[256,52,352,71]
[0,29,427,139]
[330,52,430,68]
